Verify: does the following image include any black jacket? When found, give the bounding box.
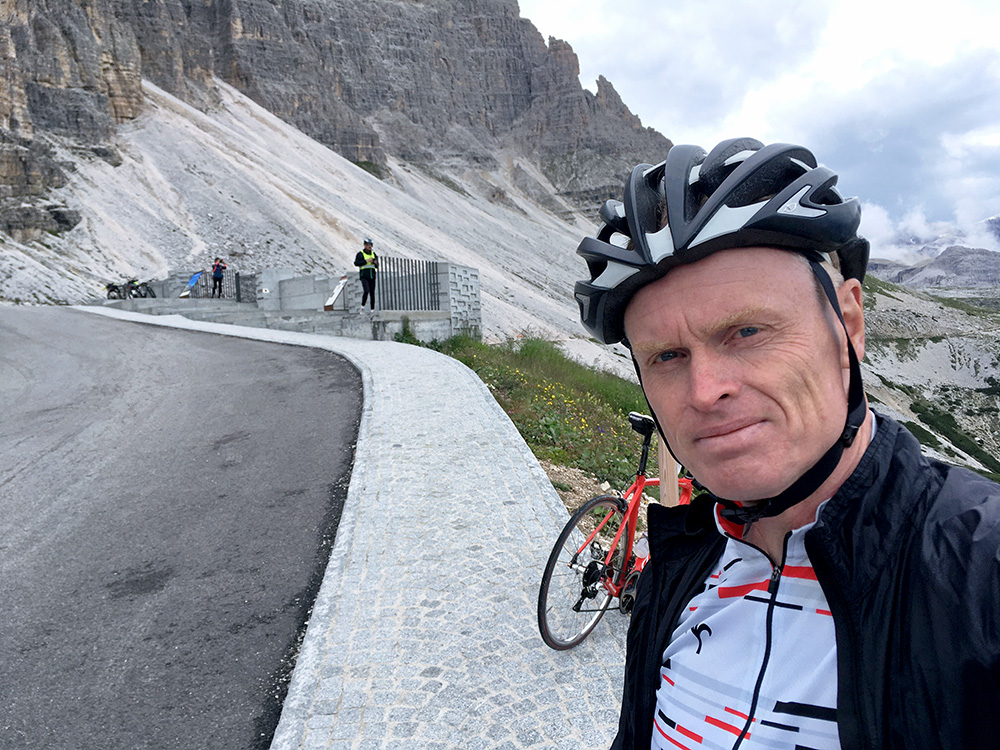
[614,414,1000,749]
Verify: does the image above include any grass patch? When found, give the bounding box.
[861,275,902,305]
[423,334,658,489]
[928,292,996,317]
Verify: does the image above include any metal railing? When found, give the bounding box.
[186,271,256,302]
[378,257,441,311]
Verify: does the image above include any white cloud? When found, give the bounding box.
[517,0,1000,249]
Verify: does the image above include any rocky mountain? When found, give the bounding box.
[870,245,1000,288]
[0,0,669,244]
[861,275,1000,477]
[4,0,1000,479]
[986,215,1000,243]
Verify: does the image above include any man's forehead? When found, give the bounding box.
[625,251,820,341]
[639,249,812,302]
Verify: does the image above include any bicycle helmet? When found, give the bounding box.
[574,138,870,523]
[575,137,869,346]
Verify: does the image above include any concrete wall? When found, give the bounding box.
[156,260,481,341]
[447,265,481,335]
[340,310,454,342]
[256,268,298,311]
[277,274,335,312]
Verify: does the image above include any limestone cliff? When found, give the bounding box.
[1,0,142,236]
[1,0,671,235]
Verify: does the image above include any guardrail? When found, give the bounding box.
[378,257,440,311]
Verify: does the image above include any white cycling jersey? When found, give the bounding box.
[651,505,841,750]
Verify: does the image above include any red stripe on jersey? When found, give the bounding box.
[706,715,748,737]
[724,706,754,721]
[782,564,818,580]
[817,608,833,616]
[677,724,703,743]
[717,580,769,598]
[661,672,675,686]
[655,719,693,749]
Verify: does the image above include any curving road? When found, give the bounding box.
[0,306,362,749]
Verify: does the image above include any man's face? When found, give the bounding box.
[624,247,856,502]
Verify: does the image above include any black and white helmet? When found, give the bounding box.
[575,138,870,345]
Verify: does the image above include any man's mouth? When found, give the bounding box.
[694,418,763,444]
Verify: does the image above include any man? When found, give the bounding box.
[574,138,1000,749]
[354,237,379,312]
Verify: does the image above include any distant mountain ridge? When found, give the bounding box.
[1,0,670,239]
[870,245,1000,288]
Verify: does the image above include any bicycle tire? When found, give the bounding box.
[538,494,629,650]
[145,285,156,298]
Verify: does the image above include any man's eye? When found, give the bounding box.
[737,326,759,338]
[657,350,679,363]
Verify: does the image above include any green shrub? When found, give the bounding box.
[354,160,385,179]
[910,398,1000,475]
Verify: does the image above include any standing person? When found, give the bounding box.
[211,257,227,298]
[574,138,1000,749]
[354,238,379,312]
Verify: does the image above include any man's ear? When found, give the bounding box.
[838,278,865,364]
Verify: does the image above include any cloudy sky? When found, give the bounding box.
[517,0,1000,258]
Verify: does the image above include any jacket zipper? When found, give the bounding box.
[732,532,791,749]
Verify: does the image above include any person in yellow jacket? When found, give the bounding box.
[353,237,379,312]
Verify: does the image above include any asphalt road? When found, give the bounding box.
[0,306,362,749]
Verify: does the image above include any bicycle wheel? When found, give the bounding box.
[538,495,629,650]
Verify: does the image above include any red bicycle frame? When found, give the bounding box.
[569,412,694,599]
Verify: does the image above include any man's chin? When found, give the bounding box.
[693,471,791,503]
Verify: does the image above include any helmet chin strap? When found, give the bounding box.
[630,257,867,526]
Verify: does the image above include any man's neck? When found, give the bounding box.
[743,409,874,563]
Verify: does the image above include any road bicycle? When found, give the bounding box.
[537,412,693,650]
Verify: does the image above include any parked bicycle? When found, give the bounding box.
[537,411,693,650]
[105,279,156,299]
[125,278,157,298]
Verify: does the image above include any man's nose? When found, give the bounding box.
[687,352,737,410]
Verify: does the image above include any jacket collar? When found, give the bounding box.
[647,411,930,574]
[807,411,936,594]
